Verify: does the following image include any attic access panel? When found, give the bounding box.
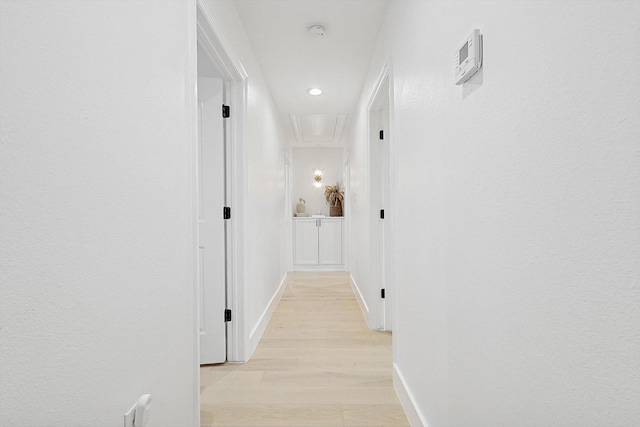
[290,114,347,145]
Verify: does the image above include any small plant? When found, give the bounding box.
[324,182,344,207]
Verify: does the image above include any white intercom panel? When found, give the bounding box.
[455,29,482,85]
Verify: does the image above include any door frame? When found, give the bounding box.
[196,1,248,362]
[367,64,394,331]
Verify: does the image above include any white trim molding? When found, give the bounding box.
[349,273,373,329]
[393,363,429,427]
[186,2,199,424]
[248,274,288,359]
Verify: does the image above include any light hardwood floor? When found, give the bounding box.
[200,271,409,427]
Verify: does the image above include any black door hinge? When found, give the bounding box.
[224,309,232,322]
[222,105,230,118]
[379,130,384,140]
[223,206,231,219]
[381,289,386,299]
[380,209,385,219]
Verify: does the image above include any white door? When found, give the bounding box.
[369,70,393,331]
[198,77,226,364]
[318,219,342,265]
[294,219,319,265]
[380,103,392,331]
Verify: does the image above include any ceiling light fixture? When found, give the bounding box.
[307,88,323,96]
[308,25,326,38]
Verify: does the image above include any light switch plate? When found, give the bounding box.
[135,394,152,427]
[123,403,136,427]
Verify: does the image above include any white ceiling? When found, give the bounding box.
[233,0,390,145]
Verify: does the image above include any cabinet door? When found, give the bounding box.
[294,219,319,265]
[318,219,342,265]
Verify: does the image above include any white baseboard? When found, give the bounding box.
[248,274,288,358]
[349,273,372,329]
[292,265,346,271]
[393,363,429,427]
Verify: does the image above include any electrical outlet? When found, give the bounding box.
[123,403,136,427]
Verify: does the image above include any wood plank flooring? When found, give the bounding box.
[200,272,409,427]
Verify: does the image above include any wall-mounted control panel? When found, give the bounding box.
[455,29,482,85]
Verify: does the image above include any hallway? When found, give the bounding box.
[200,272,409,426]
[2,1,639,425]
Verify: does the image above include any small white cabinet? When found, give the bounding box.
[293,219,319,265]
[293,217,343,270]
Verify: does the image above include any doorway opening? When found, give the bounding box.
[368,66,393,331]
[197,42,227,365]
[196,1,248,365]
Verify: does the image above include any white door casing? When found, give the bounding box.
[198,77,226,365]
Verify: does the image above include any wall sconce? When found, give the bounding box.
[313,169,323,189]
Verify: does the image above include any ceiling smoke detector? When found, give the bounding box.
[308,25,326,38]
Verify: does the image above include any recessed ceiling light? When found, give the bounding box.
[307,88,323,96]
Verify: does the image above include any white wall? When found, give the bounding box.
[0,0,290,424]
[199,0,288,359]
[344,112,374,325]
[349,1,640,426]
[292,147,344,217]
[0,1,198,425]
